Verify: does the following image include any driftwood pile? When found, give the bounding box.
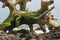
[0,0,60,40]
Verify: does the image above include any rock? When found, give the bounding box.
[18,29,30,34]
[0,29,60,40]
[21,38,26,40]
[0,34,21,40]
[35,27,41,30]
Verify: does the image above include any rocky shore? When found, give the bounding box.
[0,29,60,40]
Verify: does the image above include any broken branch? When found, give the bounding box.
[35,6,54,20]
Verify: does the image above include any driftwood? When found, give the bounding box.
[35,6,54,33]
[35,6,54,20]
[36,6,60,32]
[0,0,31,11]
[46,18,60,32]
[0,0,60,40]
[0,0,54,34]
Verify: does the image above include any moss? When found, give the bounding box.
[15,12,38,24]
[1,12,14,27]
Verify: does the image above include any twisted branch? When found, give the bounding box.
[35,6,54,20]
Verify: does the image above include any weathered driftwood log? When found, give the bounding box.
[0,0,54,34]
[36,6,60,32]
[47,19,60,32]
[35,6,54,32]
[35,0,54,33]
